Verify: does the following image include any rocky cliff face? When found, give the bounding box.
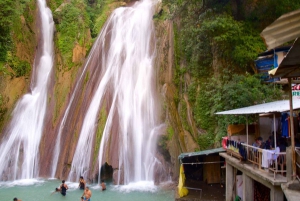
[154,16,200,181]
[0,1,37,132]
[0,0,199,182]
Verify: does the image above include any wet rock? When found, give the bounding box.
[113,169,124,185]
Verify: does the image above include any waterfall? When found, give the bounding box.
[67,0,161,184]
[50,31,104,178]
[0,0,54,181]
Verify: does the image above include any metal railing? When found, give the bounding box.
[184,187,202,199]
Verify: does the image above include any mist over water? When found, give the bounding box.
[0,0,54,181]
[67,0,163,184]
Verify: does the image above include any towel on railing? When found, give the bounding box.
[262,147,280,168]
[262,149,270,168]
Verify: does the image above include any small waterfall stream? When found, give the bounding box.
[0,0,54,180]
[66,0,161,184]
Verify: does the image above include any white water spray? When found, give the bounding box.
[68,0,161,184]
[0,0,54,181]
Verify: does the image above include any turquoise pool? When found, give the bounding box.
[0,179,175,201]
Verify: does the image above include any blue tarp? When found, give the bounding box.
[255,54,279,82]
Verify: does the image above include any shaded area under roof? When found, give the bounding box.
[269,38,300,78]
[258,46,291,57]
[260,9,300,50]
[215,99,300,115]
[178,147,225,160]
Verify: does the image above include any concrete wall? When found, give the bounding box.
[225,162,284,201]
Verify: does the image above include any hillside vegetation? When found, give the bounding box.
[0,0,299,156]
[160,0,300,149]
[0,0,123,133]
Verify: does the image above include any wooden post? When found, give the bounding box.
[259,150,262,170]
[288,77,296,180]
[246,116,249,158]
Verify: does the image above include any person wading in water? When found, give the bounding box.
[79,176,86,190]
[59,180,68,196]
[81,186,92,201]
[101,180,106,191]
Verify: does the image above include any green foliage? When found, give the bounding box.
[84,71,90,85]
[179,100,191,133]
[173,23,185,89]
[167,126,174,140]
[187,82,197,104]
[53,0,112,67]
[197,131,215,150]
[48,0,64,11]
[87,0,109,38]
[7,51,31,77]
[93,106,107,165]
[0,94,7,122]
[157,135,171,161]
[193,73,283,137]
[245,0,300,30]
[0,0,36,76]
[0,0,15,62]
[162,0,292,149]
[54,0,91,67]
[180,14,266,77]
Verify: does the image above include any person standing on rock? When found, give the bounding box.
[79,176,86,190]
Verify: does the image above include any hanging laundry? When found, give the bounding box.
[281,113,289,138]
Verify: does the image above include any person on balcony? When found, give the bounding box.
[278,138,288,152]
[252,137,263,148]
[264,136,273,150]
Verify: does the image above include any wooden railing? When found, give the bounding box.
[296,147,300,182]
[245,144,262,169]
[225,140,286,179]
[268,152,286,179]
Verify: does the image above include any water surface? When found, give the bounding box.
[0,179,174,201]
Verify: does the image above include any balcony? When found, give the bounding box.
[223,139,287,183]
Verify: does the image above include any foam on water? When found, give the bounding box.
[113,181,158,193]
[0,178,45,188]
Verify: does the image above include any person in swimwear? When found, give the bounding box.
[51,187,61,195]
[59,180,68,196]
[78,176,86,190]
[13,198,21,201]
[101,180,106,191]
[81,186,92,201]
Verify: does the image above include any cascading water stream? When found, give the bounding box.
[67,0,162,184]
[0,0,54,181]
[50,31,103,178]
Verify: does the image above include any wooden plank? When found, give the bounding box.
[203,155,221,184]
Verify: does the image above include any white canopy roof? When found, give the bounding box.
[215,99,300,115]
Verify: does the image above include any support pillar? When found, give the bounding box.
[226,162,234,201]
[286,146,292,182]
[270,186,283,201]
[243,173,254,200]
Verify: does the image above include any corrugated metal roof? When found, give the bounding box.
[260,9,300,50]
[215,99,300,115]
[178,147,225,160]
[269,38,300,78]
